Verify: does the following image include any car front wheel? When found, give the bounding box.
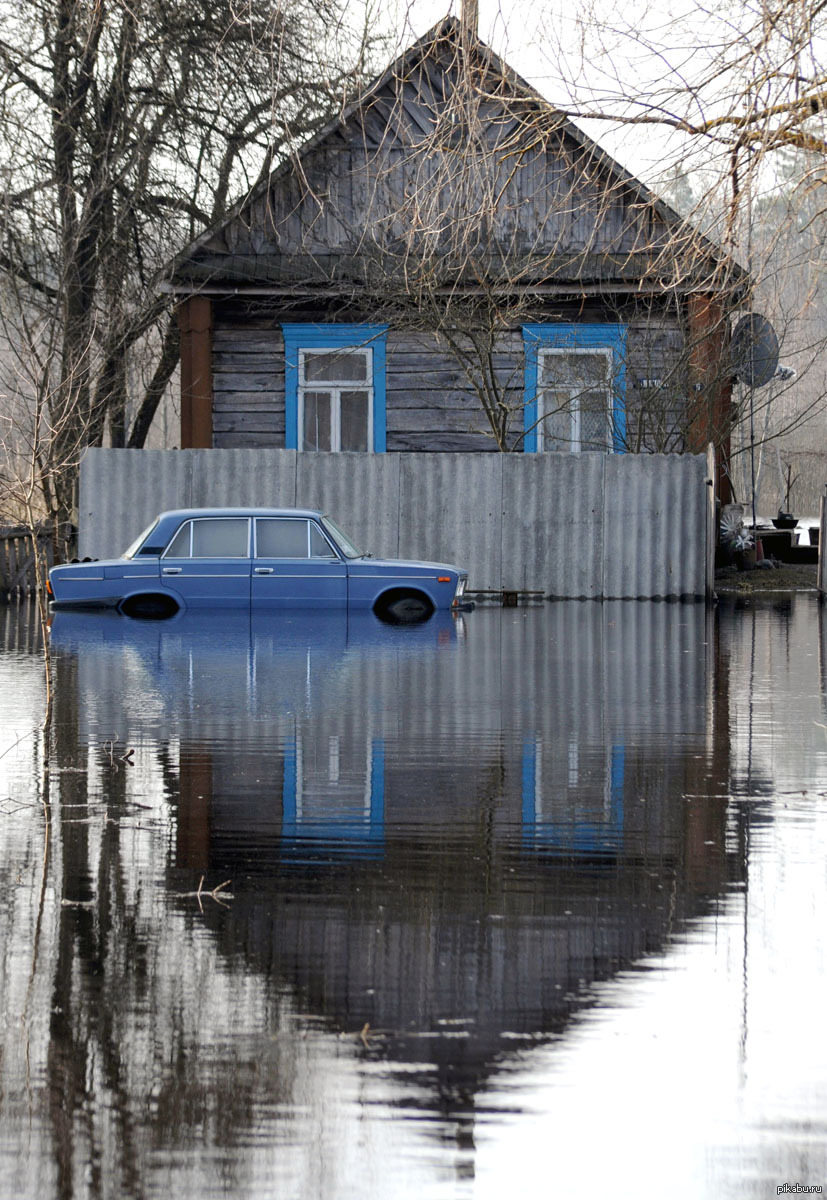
[119,593,179,620]
[374,590,434,625]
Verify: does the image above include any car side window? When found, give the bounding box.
[192,519,249,557]
[164,519,250,558]
[164,522,191,558]
[255,519,310,559]
[310,523,338,558]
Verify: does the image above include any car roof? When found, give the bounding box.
[156,507,325,521]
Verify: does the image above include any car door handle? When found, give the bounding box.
[162,567,182,575]
[254,567,274,575]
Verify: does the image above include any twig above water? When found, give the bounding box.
[173,876,234,912]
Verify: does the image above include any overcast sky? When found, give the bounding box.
[364,0,712,195]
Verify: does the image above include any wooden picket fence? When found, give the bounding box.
[0,525,54,599]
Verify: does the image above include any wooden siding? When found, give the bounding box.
[212,313,285,448]
[210,300,687,453]
[180,30,686,293]
[202,133,667,280]
[625,324,688,454]
[386,331,522,451]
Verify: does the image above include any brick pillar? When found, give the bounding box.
[686,293,733,505]
[179,296,213,449]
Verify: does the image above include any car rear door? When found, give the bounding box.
[251,517,346,608]
[160,517,252,607]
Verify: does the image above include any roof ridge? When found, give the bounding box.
[163,15,743,287]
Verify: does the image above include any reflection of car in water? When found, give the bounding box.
[49,607,465,857]
[44,604,740,1145]
[48,604,708,868]
[48,507,468,623]
[48,606,465,657]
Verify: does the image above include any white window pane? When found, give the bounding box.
[191,519,249,558]
[303,391,332,451]
[340,390,369,451]
[165,522,191,558]
[310,524,337,558]
[542,391,576,450]
[304,350,368,383]
[541,351,609,386]
[538,347,613,453]
[580,398,611,451]
[256,519,309,558]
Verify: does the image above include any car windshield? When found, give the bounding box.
[122,519,159,559]
[321,515,363,559]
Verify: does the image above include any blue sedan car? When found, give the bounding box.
[48,508,469,623]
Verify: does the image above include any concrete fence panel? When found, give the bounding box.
[398,453,504,587]
[188,448,298,510]
[296,452,402,560]
[78,448,710,599]
[604,452,707,599]
[501,453,606,596]
[79,449,192,556]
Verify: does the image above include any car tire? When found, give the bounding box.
[375,591,434,625]
[119,594,179,620]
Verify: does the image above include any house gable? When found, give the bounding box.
[171,18,740,492]
[167,19,720,298]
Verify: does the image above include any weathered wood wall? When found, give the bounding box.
[0,527,53,599]
[175,27,697,294]
[205,97,670,278]
[210,299,688,453]
[212,313,285,447]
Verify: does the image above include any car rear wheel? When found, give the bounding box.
[375,590,434,625]
[119,594,179,620]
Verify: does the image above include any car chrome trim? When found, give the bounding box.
[161,571,249,578]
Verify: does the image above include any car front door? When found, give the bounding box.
[251,517,347,608]
[160,517,252,606]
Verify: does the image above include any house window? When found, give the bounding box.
[522,324,626,453]
[301,348,372,451]
[282,324,388,452]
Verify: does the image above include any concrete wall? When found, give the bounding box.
[78,448,711,599]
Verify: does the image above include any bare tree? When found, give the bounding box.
[0,311,90,725]
[0,0,379,529]
[518,0,827,500]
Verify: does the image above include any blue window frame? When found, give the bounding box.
[282,734,385,857]
[521,736,625,855]
[522,324,627,453]
[282,324,388,452]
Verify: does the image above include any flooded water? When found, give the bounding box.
[1,597,826,1199]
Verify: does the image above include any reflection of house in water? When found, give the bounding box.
[722,595,825,799]
[51,604,740,1132]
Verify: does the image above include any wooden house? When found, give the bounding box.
[164,17,743,488]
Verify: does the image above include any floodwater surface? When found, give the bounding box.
[1,598,826,1199]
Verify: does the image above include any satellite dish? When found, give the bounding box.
[731,313,779,387]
